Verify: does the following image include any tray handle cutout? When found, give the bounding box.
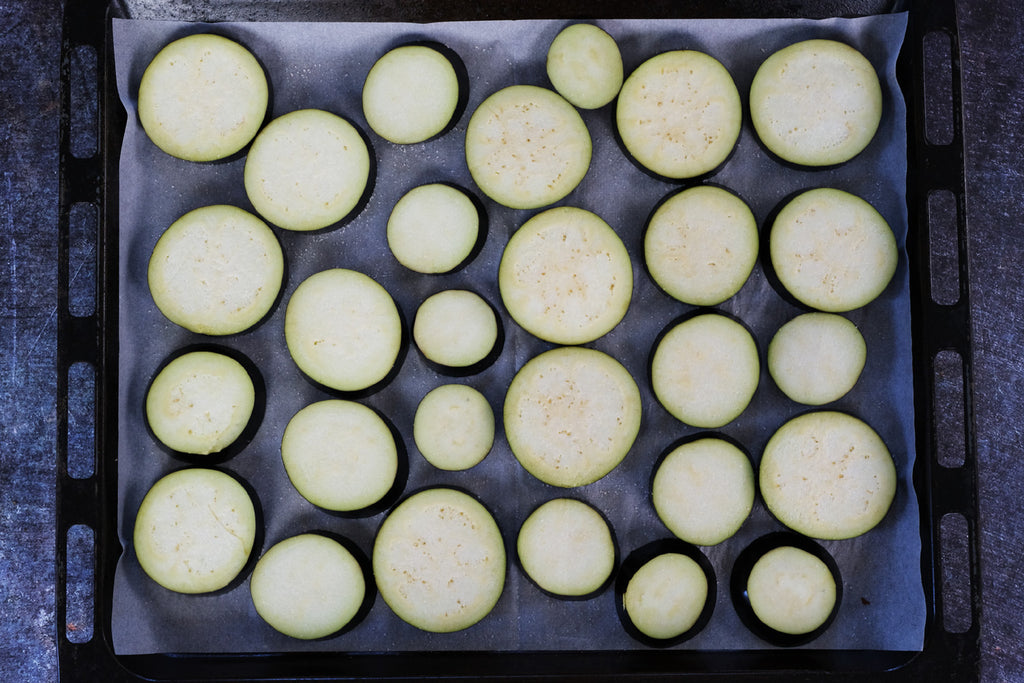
[927,190,961,306]
[939,512,973,635]
[64,524,97,645]
[923,29,956,146]
[932,349,967,469]
[68,44,100,160]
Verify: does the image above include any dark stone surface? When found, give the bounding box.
[957,3,1024,681]
[1,0,63,680]
[1,0,1020,681]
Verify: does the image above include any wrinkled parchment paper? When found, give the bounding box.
[111,13,921,655]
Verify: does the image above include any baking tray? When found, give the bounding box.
[56,0,979,679]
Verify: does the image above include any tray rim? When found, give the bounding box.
[55,0,980,680]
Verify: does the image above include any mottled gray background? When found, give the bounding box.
[1,0,1021,681]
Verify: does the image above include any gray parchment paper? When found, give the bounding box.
[111,13,921,655]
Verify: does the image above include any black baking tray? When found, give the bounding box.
[56,0,979,680]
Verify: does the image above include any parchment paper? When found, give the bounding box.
[111,13,921,655]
